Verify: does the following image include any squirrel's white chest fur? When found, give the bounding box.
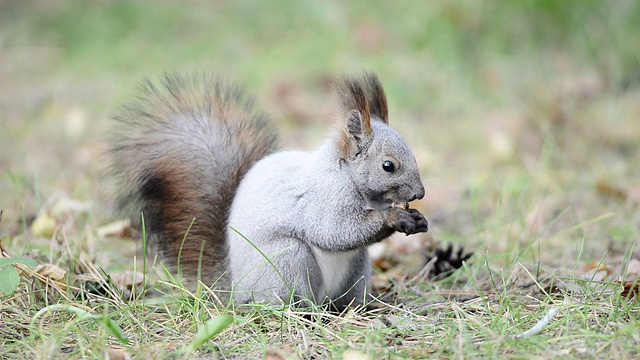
[310,246,359,297]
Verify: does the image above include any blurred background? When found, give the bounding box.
[1,0,639,268]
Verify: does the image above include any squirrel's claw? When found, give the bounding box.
[408,208,429,234]
[388,208,429,235]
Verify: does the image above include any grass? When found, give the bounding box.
[1,0,640,358]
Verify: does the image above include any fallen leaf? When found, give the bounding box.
[12,262,70,293]
[266,351,286,360]
[34,263,67,281]
[30,212,57,238]
[342,349,370,360]
[107,346,131,360]
[49,196,90,217]
[620,281,639,299]
[96,219,134,238]
[111,270,144,290]
[597,180,640,205]
[582,262,612,278]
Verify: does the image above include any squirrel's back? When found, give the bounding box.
[109,74,278,286]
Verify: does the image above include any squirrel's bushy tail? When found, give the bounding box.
[109,74,278,286]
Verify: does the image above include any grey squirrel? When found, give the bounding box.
[110,72,428,310]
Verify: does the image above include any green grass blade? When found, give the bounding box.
[186,314,234,351]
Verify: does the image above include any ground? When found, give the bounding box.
[1,1,639,358]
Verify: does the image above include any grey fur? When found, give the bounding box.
[110,72,428,311]
[109,74,278,289]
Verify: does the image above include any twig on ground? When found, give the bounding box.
[515,308,558,338]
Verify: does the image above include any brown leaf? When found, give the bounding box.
[265,351,286,360]
[13,262,70,293]
[34,263,67,281]
[111,270,144,290]
[620,281,639,299]
[597,180,640,205]
[582,262,612,278]
[107,346,131,360]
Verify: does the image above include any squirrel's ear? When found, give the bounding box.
[341,110,374,159]
[335,76,373,159]
[362,72,388,124]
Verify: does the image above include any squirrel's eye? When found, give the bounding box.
[382,160,396,172]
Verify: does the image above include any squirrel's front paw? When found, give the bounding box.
[388,208,429,235]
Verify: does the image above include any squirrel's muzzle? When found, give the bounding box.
[411,183,426,201]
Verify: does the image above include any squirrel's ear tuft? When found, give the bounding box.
[335,76,373,159]
[335,75,372,134]
[362,72,388,124]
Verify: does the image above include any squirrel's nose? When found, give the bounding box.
[411,184,425,201]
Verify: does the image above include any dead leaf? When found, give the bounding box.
[107,270,148,300]
[96,219,134,238]
[107,346,131,360]
[582,262,612,278]
[34,263,67,281]
[620,281,639,299]
[111,270,144,290]
[30,212,57,238]
[49,196,90,217]
[265,350,286,360]
[342,349,370,360]
[30,193,92,238]
[13,262,71,293]
[551,263,612,295]
[39,192,90,216]
[597,180,640,205]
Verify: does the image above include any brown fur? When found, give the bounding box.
[110,74,279,287]
[335,72,390,159]
[361,72,388,123]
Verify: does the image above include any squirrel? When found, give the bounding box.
[109,72,428,310]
